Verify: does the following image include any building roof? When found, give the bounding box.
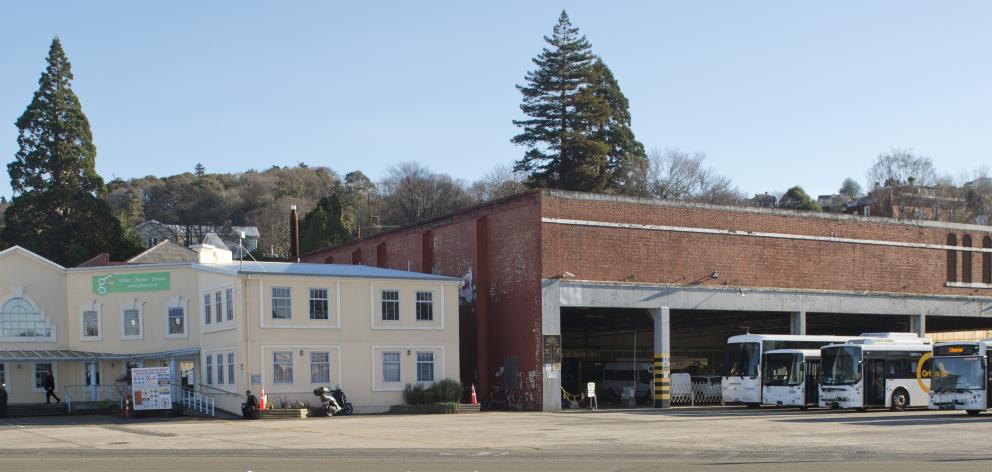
[0,347,200,362]
[200,261,461,282]
[127,240,198,264]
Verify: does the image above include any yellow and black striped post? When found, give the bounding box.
[652,307,671,408]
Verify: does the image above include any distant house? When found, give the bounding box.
[816,194,852,213]
[843,185,966,222]
[134,220,260,253]
[750,193,777,208]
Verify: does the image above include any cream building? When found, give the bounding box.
[0,241,460,414]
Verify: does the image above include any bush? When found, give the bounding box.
[402,379,464,405]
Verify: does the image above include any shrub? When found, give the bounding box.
[402,379,464,405]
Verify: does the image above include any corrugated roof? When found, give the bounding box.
[201,261,461,282]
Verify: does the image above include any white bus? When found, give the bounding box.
[761,349,821,409]
[929,340,992,415]
[722,334,858,407]
[819,333,932,411]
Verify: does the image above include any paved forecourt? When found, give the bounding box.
[1,408,991,471]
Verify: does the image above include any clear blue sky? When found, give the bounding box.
[2,1,991,199]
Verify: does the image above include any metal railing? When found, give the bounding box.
[670,381,723,406]
[64,384,129,414]
[179,388,216,417]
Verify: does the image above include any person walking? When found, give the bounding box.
[44,370,60,404]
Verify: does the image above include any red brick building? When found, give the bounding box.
[302,190,992,410]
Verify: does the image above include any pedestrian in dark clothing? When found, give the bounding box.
[0,383,8,417]
[242,390,259,419]
[44,371,60,404]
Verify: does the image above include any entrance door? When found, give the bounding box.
[864,359,886,407]
[84,362,100,401]
[805,360,820,406]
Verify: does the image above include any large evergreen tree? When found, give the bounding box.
[299,194,352,253]
[2,38,140,266]
[512,11,643,193]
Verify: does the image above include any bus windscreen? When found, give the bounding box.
[724,342,759,378]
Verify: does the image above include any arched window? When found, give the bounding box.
[946,234,958,283]
[983,236,992,284]
[962,235,973,283]
[0,297,52,338]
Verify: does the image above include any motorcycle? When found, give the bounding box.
[313,386,353,417]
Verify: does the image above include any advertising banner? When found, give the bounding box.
[93,272,170,295]
[131,367,173,411]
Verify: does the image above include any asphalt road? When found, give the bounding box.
[2,407,991,471]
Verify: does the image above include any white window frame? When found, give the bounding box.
[272,351,294,384]
[416,351,435,385]
[382,351,401,383]
[271,287,292,320]
[216,353,225,385]
[415,291,434,322]
[225,288,234,322]
[166,305,187,339]
[0,292,56,342]
[120,302,143,340]
[214,291,223,324]
[79,303,102,341]
[227,352,235,385]
[205,355,213,385]
[203,293,212,326]
[309,288,329,320]
[381,290,400,321]
[310,351,331,384]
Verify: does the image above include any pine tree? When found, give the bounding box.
[299,194,353,253]
[194,163,206,177]
[2,38,141,265]
[512,11,642,193]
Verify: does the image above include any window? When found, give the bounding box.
[206,356,213,384]
[273,351,293,383]
[214,291,222,324]
[416,291,433,321]
[382,352,401,383]
[123,309,141,338]
[984,236,992,284]
[310,352,330,384]
[0,363,4,386]
[34,363,52,389]
[381,290,399,321]
[416,352,435,383]
[168,307,185,335]
[272,287,291,319]
[0,297,51,338]
[227,353,235,385]
[962,235,973,283]
[204,294,212,325]
[82,310,99,338]
[309,288,329,320]
[216,354,224,385]
[947,234,958,282]
[225,288,234,321]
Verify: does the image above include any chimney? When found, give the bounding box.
[289,204,300,262]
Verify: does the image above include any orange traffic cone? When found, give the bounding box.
[470,384,478,405]
[259,386,267,410]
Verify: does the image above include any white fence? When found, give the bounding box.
[669,378,722,406]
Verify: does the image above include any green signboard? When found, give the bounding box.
[92,272,170,295]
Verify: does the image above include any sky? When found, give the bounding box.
[1,1,991,199]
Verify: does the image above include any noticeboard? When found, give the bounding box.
[131,367,173,411]
[93,272,170,295]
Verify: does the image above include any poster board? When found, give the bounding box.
[131,367,173,410]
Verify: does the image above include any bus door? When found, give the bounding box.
[805,360,820,406]
[864,358,886,407]
[987,353,992,409]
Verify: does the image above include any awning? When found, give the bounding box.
[0,347,200,362]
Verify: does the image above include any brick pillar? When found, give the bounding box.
[422,231,433,273]
[475,217,490,400]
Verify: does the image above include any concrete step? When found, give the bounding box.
[6,403,68,417]
[258,408,308,419]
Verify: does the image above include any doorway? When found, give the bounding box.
[864,358,886,407]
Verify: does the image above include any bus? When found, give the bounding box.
[722,334,859,407]
[929,340,992,415]
[819,333,931,411]
[761,349,821,409]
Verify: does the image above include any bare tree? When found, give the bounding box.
[468,164,528,203]
[643,148,746,204]
[379,162,474,227]
[866,148,938,188]
[839,178,862,199]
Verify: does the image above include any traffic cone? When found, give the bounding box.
[470,384,478,405]
[259,387,267,410]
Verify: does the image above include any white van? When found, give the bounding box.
[601,362,654,402]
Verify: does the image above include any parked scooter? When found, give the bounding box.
[313,386,353,417]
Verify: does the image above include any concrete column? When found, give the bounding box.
[541,279,562,411]
[169,357,177,402]
[912,313,926,337]
[650,307,671,408]
[790,311,807,335]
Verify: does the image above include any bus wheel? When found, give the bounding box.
[745,403,761,409]
[966,410,981,416]
[890,389,909,411]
